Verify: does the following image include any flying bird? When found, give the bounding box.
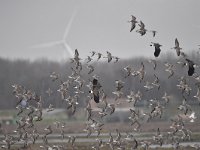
[149,30,157,37]
[87,65,95,74]
[150,42,162,57]
[172,38,182,56]
[128,15,138,32]
[90,78,102,103]
[96,53,103,61]
[90,51,96,57]
[105,51,112,63]
[185,58,195,76]
[148,59,157,70]
[136,21,147,36]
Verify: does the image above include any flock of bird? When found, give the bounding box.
[0,14,200,150]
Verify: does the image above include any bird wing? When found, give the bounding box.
[131,15,136,20]
[186,59,195,76]
[140,21,145,28]
[130,23,136,32]
[175,38,179,47]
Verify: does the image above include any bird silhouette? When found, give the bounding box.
[185,58,195,76]
[90,78,102,103]
[150,42,162,57]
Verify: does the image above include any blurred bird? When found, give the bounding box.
[136,21,147,36]
[185,58,195,76]
[162,92,171,105]
[153,128,163,146]
[106,104,115,115]
[178,97,192,115]
[172,38,182,56]
[90,78,102,103]
[144,81,154,91]
[44,125,52,136]
[189,112,197,123]
[150,42,162,57]
[50,72,59,82]
[87,65,95,74]
[113,56,120,63]
[47,104,54,112]
[90,51,96,57]
[112,90,123,101]
[105,51,112,63]
[86,56,93,63]
[136,62,145,82]
[96,53,103,61]
[194,84,200,104]
[128,15,138,32]
[165,63,174,79]
[115,80,124,91]
[124,65,132,78]
[46,88,53,97]
[148,59,157,70]
[149,30,157,37]
[152,74,160,90]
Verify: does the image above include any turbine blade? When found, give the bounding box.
[63,42,74,57]
[63,7,79,39]
[30,41,62,49]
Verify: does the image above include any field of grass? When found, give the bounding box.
[1,108,200,150]
[6,142,199,150]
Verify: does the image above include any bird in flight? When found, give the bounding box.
[30,8,79,59]
[150,42,162,57]
[136,21,147,36]
[149,30,157,37]
[90,78,102,103]
[128,15,138,32]
[172,38,182,56]
[185,58,195,76]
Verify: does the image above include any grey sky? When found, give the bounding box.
[0,0,200,61]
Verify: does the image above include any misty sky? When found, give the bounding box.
[0,0,200,61]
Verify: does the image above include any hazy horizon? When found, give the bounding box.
[0,0,200,61]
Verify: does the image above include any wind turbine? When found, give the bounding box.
[30,8,78,59]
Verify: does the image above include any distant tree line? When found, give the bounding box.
[0,51,200,109]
